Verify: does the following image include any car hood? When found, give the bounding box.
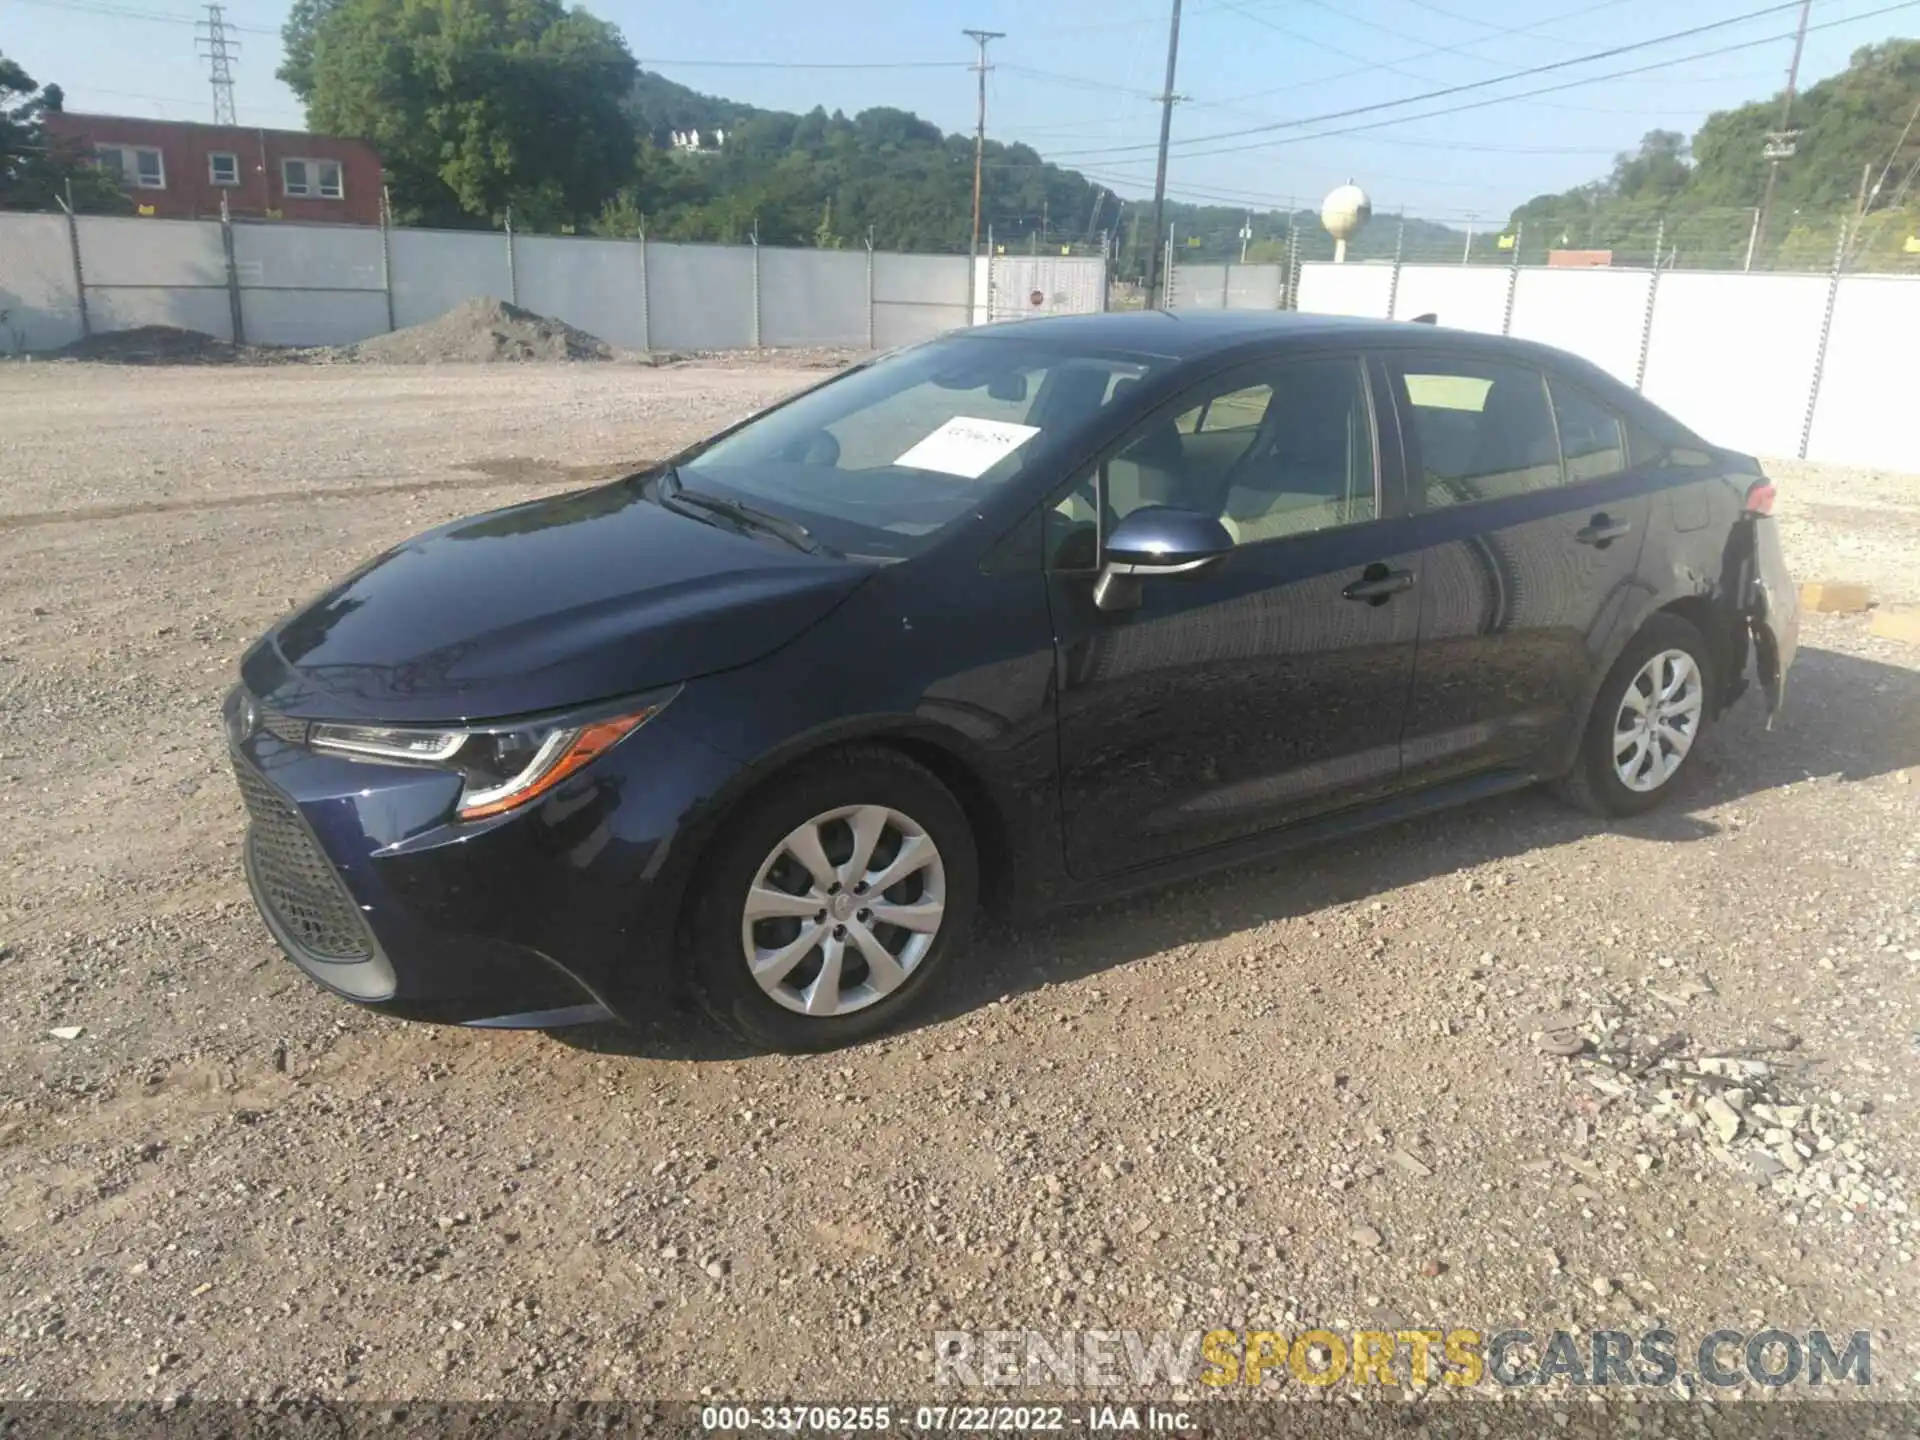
[241,481,871,723]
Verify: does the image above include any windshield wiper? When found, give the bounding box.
[657,469,830,556]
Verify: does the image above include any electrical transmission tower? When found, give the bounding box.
[196,3,240,126]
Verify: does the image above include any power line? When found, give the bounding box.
[1004,64,1784,143]
[1,0,278,35]
[640,57,969,70]
[1093,0,1920,166]
[56,84,306,120]
[999,63,1161,101]
[1204,0,1654,104]
[1039,0,1897,161]
[1378,0,1614,47]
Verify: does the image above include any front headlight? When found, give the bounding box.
[309,693,674,821]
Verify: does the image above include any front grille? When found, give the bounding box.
[234,761,374,964]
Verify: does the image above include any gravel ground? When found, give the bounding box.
[0,362,1917,1408]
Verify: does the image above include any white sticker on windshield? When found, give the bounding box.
[894,417,1041,480]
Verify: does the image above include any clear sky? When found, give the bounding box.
[3,0,1911,220]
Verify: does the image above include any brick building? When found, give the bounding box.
[42,113,384,226]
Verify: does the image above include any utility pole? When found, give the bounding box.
[963,29,1004,265]
[196,3,239,126]
[1862,97,1920,218]
[1144,0,1184,310]
[1239,210,1252,263]
[1752,0,1812,259]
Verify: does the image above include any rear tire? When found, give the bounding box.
[687,746,978,1052]
[1553,613,1716,817]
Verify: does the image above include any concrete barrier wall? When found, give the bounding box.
[1389,265,1510,333]
[1290,259,1918,469]
[1639,272,1830,462]
[1507,268,1655,386]
[0,213,85,352]
[871,252,970,350]
[4,210,1914,471]
[643,241,756,351]
[74,215,233,340]
[0,212,984,359]
[389,228,511,330]
[234,224,387,347]
[512,234,648,350]
[1804,276,1920,472]
[760,248,869,349]
[1170,263,1283,311]
[1295,263,1394,318]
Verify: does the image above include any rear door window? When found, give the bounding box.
[1550,380,1629,483]
[1397,359,1562,507]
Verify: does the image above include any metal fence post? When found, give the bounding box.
[750,221,762,348]
[1220,261,1231,311]
[1284,219,1299,311]
[1501,221,1523,335]
[1634,265,1660,394]
[218,192,246,345]
[864,229,876,350]
[1386,212,1405,319]
[1798,219,1850,461]
[505,206,518,306]
[57,192,92,340]
[379,186,397,332]
[637,224,651,352]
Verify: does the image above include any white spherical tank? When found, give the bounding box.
[1321,182,1372,261]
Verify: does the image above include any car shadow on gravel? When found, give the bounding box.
[557,643,1920,1061]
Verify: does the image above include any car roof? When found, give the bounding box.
[948,307,1695,442]
[957,308,1565,367]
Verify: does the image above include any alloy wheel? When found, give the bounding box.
[739,804,946,1018]
[1613,647,1704,792]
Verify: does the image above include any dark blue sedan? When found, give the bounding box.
[227,311,1797,1051]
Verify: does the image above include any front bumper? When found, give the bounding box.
[224,688,743,1026]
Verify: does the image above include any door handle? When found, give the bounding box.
[1576,513,1633,547]
[1342,565,1416,605]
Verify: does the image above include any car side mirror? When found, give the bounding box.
[1093,506,1234,611]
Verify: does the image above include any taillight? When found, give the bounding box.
[1744,480,1776,516]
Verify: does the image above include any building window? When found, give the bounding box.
[208,151,240,186]
[282,157,343,199]
[97,144,166,189]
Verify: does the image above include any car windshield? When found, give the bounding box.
[666,335,1165,559]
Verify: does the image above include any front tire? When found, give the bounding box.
[687,746,979,1052]
[1553,613,1715,817]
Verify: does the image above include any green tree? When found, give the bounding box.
[1506,40,1920,269]
[297,0,638,228]
[1,54,129,212]
[278,0,343,101]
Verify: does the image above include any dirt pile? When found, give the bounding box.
[345,298,624,364]
[39,325,292,366]
[30,301,637,367]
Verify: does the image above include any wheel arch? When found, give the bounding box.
[1656,593,1741,701]
[657,717,1033,972]
[1548,583,1743,783]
